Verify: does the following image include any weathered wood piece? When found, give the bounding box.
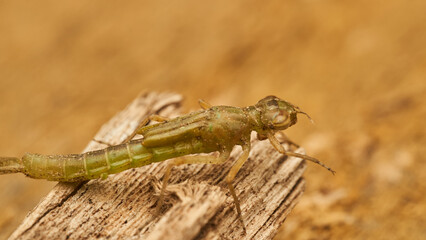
[9,92,306,240]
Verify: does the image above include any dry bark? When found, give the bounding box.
[9,92,306,240]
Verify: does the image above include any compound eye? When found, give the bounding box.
[266,99,279,107]
[272,113,288,125]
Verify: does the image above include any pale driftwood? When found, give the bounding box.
[9,92,306,240]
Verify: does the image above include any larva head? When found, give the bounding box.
[255,96,312,131]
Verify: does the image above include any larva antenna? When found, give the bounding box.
[297,110,315,124]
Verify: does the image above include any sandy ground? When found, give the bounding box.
[0,1,425,239]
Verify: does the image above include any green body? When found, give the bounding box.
[21,138,201,182]
[5,105,255,182]
[0,96,335,229]
[0,96,334,182]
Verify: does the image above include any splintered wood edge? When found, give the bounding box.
[10,92,306,240]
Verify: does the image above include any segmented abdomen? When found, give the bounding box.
[21,138,212,182]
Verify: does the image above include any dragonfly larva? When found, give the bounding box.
[0,96,335,228]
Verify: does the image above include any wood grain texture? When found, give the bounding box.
[9,92,306,240]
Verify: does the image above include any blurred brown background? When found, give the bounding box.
[0,0,425,239]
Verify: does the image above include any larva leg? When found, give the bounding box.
[267,132,336,175]
[198,99,212,110]
[226,142,250,232]
[156,150,230,214]
[93,116,152,146]
[123,117,150,143]
[277,131,300,148]
[124,115,169,143]
[92,139,113,147]
[149,114,170,122]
